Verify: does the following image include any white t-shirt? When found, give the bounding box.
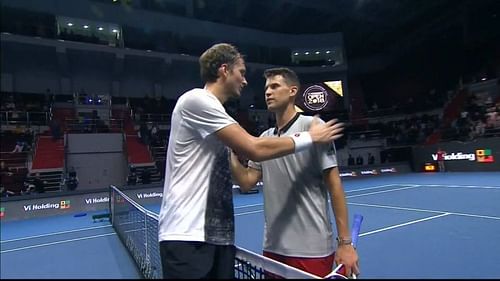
[158,88,237,245]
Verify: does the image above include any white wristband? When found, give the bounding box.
[290,132,313,152]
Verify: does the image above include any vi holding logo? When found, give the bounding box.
[476,149,494,163]
[60,200,71,209]
[0,207,5,218]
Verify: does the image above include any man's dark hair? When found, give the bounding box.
[199,43,244,83]
[263,67,301,91]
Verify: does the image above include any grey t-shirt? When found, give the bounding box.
[248,114,338,257]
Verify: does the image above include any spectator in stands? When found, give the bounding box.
[348,154,355,166]
[11,141,26,153]
[368,153,375,165]
[486,109,498,128]
[50,119,62,141]
[21,176,35,195]
[24,127,34,148]
[33,173,46,193]
[436,147,447,172]
[65,167,79,191]
[150,123,160,146]
[1,186,15,197]
[141,168,152,185]
[157,160,166,179]
[126,167,138,185]
[138,122,150,145]
[134,105,144,121]
[356,155,364,166]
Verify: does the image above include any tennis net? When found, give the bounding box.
[109,185,325,279]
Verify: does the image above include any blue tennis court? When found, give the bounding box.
[1,172,499,278]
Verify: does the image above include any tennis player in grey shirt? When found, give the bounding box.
[230,67,359,278]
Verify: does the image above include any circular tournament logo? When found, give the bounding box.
[302,85,328,111]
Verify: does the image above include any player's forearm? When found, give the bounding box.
[326,168,350,238]
[248,137,296,162]
[217,124,296,162]
[331,192,350,238]
[229,153,258,191]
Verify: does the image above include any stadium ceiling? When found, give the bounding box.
[183,0,499,58]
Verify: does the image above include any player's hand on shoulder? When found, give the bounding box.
[309,115,344,143]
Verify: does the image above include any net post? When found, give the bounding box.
[108,185,114,224]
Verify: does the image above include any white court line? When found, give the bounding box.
[392,183,500,189]
[0,233,116,254]
[235,203,263,209]
[346,185,419,199]
[235,210,263,216]
[344,184,400,193]
[359,213,451,237]
[349,202,500,220]
[0,225,112,243]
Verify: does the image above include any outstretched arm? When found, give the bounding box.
[217,116,344,162]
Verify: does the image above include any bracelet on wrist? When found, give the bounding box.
[336,237,353,246]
